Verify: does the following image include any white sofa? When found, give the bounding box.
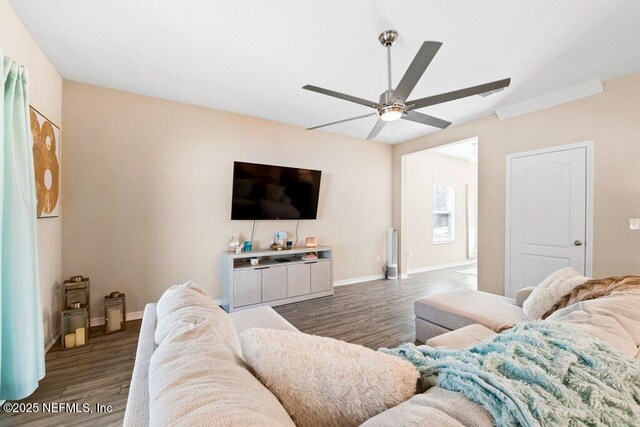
[124,299,495,426]
[125,284,640,426]
[124,303,300,426]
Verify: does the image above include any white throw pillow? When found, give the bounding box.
[154,281,240,354]
[156,280,211,319]
[239,328,419,427]
[522,267,589,320]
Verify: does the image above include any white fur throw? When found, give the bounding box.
[239,328,419,427]
[522,267,589,320]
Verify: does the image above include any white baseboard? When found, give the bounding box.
[407,260,476,275]
[400,273,409,279]
[334,274,385,286]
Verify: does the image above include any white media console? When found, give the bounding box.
[220,246,333,312]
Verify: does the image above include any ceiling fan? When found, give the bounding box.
[303,30,511,140]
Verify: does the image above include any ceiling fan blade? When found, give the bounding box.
[303,85,380,109]
[366,119,386,140]
[407,78,511,110]
[307,112,377,130]
[402,110,451,129]
[392,41,442,103]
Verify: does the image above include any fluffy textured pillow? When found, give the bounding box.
[239,328,419,427]
[150,318,295,426]
[522,267,589,320]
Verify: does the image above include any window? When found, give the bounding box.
[432,183,455,243]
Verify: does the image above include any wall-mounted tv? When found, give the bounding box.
[231,162,322,220]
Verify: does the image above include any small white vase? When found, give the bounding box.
[228,233,240,252]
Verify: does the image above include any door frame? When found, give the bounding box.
[504,140,593,296]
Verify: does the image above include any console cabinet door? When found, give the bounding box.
[261,266,287,302]
[287,263,311,297]
[234,269,261,307]
[311,261,332,293]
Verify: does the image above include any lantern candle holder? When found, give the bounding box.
[61,276,90,350]
[63,276,90,313]
[61,308,89,350]
[105,292,126,334]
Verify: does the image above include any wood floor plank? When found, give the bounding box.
[0,265,475,426]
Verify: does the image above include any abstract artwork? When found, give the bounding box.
[30,107,60,218]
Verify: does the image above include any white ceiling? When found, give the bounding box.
[8,0,640,144]
[432,138,478,162]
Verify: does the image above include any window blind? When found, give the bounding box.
[433,183,455,243]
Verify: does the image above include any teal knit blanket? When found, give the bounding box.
[380,322,640,426]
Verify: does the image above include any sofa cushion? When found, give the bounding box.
[156,280,211,318]
[414,288,528,332]
[154,281,240,355]
[361,387,493,427]
[522,267,589,320]
[547,289,640,356]
[239,328,419,427]
[514,286,535,307]
[416,318,452,343]
[426,324,496,349]
[550,309,638,359]
[149,318,295,427]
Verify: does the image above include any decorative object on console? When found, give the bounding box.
[30,106,61,218]
[275,231,287,248]
[105,292,126,334]
[301,252,318,261]
[305,237,317,248]
[250,258,259,266]
[270,233,279,250]
[227,233,240,252]
[286,241,293,250]
[243,241,252,252]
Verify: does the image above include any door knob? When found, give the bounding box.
[574,240,583,246]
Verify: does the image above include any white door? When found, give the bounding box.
[506,144,590,297]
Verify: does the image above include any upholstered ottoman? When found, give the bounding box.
[414,288,529,342]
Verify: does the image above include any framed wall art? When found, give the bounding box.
[30,107,60,218]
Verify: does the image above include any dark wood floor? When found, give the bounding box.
[0,322,141,426]
[0,265,475,426]
[275,265,476,349]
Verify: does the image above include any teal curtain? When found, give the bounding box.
[0,49,45,400]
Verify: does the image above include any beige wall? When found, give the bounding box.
[0,0,63,347]
[394,72,640,295]
[62,81,393,321]
[406,151,476,271]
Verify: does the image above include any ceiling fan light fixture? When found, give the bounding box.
[379,104,404,121]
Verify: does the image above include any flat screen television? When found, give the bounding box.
[231,162,322,220]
